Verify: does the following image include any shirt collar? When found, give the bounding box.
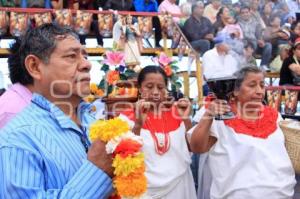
[31,93,96,135]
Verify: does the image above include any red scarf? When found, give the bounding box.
[224,106,278,139]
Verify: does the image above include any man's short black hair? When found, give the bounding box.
[8,23,78,85]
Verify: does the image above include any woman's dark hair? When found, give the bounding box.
[291,20,300,31]
[8,23,78,85]
[214,6,229,33]
[137,65,168,87]
[0,88,5,96]
[289,39,300,57]
[234,66,264,91]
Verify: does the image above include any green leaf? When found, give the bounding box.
[171,84,177,91]
[171,75,179,81]
[98,79,106,90]
[124,69,136,79]
[170,61,178,65]
[119,73,127,80]
[170,65,179,71]
[107,85,113,95]
[175,81,182,88]
[101,64,109,72]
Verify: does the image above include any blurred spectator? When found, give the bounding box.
[158,0,182,22]
[77,0,104,47]
[202,33,239,80]
[179,1,192,25]
[221,16,244,60]
[286,0,300,19]
[104,0,133,11]
[0,38,33,129]
[238,6,272,66]
[290,20,300,43]
[213,6,231,34]
[134,0,158,12]
[280,37,300,85]
[250,0,266,29]
[231,2,241,17]
[221,0,232,7]
[203,0,221,24]
[270,0,290,24]
[222,15,243,40]
[134,0,162,48]
[0,0,21,7]
[240,40,257,67]
[263,16,289,50]
[93,0,107,9]
[270,44,290,72]
[183,2,214,55]
[261,2,273,27]
[51,0,79,9]
[21,0,51,8]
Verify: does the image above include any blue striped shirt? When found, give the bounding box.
[0,94,113,199]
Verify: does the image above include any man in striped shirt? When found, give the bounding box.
[0,23,113,198]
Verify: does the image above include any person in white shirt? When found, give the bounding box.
[202,33,239,81]
[189,66,296,199]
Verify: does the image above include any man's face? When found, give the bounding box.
[240,8,251,21]
[194,4,204,17]
[39,35,91,99]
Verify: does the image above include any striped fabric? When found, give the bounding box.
[0,94,113,199]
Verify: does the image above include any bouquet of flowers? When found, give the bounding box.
[154,52,182,92]
[89,118,147,198]
[86,51,138,102]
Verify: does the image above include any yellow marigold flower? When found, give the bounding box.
[89,118,130,142]
[114,169,147,197]
[90,83,98,94]
[84,94,95,103]
[113,153,145,176]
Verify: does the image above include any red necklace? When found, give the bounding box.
[144,111,171,155]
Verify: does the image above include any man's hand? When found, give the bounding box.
[88,139,113,178]
[204,33,214,41]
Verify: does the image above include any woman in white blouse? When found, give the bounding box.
[189,66,296,199]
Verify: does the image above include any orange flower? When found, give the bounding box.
[114,139,142,158]
[95,89,104,97]
[118,87,126,95]
[164,65,172,76]
[114,166,147,197]
[107,71,120,85]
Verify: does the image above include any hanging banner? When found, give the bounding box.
[10,12,28,37]
[98,14,113,37]
[74,10,92,35]
[55,9,73,27]
[137,16,152,39]
[0,11,8,36]
[34,12,52,27]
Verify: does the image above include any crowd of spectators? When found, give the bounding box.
[1,0,300,76]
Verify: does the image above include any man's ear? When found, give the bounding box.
[24,55,43,81]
